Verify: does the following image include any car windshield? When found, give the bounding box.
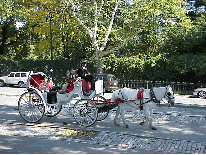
[9,73,15,77]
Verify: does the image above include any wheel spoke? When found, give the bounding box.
[18,91,45,123]
[92,96,109,121]
[73,100,97,127]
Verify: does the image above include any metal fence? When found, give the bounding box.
[118,80,206,94]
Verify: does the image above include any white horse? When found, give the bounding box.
[111,86,175,130]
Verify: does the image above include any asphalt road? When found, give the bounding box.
[0,87,206,153]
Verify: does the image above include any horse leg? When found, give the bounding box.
[114,104,120,127]
[120,103,129,128]
[141,104,149,126]
[144,105,156,130]
[148,108,157,130]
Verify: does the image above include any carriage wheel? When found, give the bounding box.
[45,104,62,117]
[73,99,97,127]
[92,96,109,121]
[18,91,45,123]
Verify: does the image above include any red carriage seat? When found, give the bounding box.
[67,81,74,92]
[82,79,91,93]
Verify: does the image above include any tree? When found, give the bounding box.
[0,0,29,59]
[195,0,206,7]
[65,0,193,73]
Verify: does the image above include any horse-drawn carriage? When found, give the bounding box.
[18,71,116,127]
[18,71,175,129]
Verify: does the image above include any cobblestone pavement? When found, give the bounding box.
[90,131,206,154]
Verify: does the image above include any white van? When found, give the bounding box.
[0,72,29,87]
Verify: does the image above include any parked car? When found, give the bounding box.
[0,72,30,87]
[95,74,119,92]
[193,88,206,98]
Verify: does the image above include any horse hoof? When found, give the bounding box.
[139,121,145,126]
[150,126,157,130]
[125,125,129,128]
[114,123,120,127]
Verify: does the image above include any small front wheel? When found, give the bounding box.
[18,91,45,123]
[73,99,97,127]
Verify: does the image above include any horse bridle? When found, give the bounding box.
[165,86,175,101]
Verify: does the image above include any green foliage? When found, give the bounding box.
[0,0,206,83]
[102,52,206,83]
[102,53,166,80]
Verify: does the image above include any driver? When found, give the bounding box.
[77,60,93,82]
[77,60,94,94]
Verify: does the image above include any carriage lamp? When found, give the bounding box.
[109,82,113,86]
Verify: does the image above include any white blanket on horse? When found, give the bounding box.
[112,88,150,101]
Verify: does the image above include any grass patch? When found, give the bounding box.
[58,129,100,140]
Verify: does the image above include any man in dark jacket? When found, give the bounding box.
[77,60,94,92]
[77,60,93,82]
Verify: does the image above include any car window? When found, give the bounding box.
[104,75,109,81]
[15,73,21,77]
[9,73,15,77]
[21,73,26,77]
[96,75,108,81]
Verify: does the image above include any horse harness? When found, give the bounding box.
[137,88,160,111]
[116,88,158,111]
[115,86,173,110]
[138,88,144,111]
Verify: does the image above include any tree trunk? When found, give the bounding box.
[96,50,103,74]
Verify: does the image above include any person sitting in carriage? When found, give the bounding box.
[39,77,54,91]
[77,60,94,95]
[39,77,48,91]
[46,77,54,91]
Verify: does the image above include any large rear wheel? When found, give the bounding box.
[18,91,45,123]
[73,99,97,127]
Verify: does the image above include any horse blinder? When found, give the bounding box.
[167,92,171,96]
